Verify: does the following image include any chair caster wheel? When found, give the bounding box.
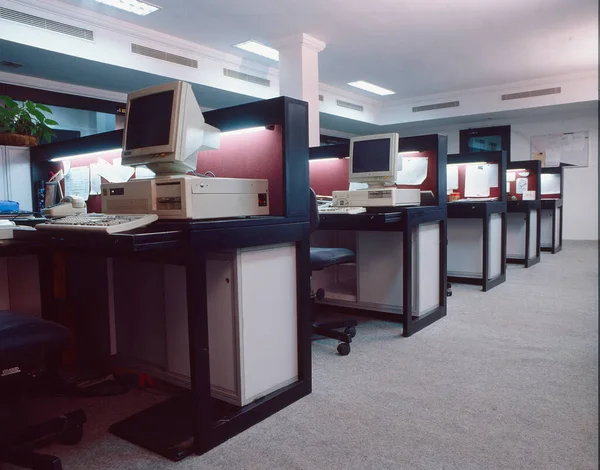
[337,343,350,356]
[58,424,83,445]
[316,288,325,301]
[344,326,356,338]
[447,289,452,297]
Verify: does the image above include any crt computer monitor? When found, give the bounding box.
[348,133,400,187]
[122,81,220,176]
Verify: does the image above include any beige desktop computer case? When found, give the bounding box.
[109,243,298,407]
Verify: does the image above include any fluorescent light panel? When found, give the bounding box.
[50,148,122,162]
[234,41,279,61]
[93,0,161,16]
[348,80,395,96]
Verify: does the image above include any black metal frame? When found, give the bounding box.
[316,207,447,337]
[540,165,566,254]
[459,125,511,161]
[25,96,314,461]
[506,160,541,267]
[446,151,507,291]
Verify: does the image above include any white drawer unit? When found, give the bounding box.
[0,146,33,212]
[111,243,299,407]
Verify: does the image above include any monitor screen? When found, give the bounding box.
[352,138,391,173]
[125,90,174,150]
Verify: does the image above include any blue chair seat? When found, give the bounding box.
[0,311,69,355]
[310,247,355,271]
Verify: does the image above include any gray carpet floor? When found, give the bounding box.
[9,241,598,469]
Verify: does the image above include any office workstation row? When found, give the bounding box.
[0,78,569,467]
[1,86,315,465]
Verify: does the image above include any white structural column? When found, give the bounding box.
[272,34,326,147]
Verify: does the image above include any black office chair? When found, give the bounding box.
[310,189,358,356]
[0,311,86,470]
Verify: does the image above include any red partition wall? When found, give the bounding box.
[196,126,284,215]
[309,158,349,196]
[507,169,538,201]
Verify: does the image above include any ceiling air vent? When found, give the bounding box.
[0,60,23,69]
[336,100,363,112]
[131,44,198,69]
[0,7,94,41]
[223,68,270,87]
[502,87,561,101]
[319,94,324,102]
[412,101,460,113]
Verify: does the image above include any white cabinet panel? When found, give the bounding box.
[507,213,527,258]
[1,146,32,211]
[488,214,502,279]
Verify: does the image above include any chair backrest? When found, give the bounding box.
[309,188,319,232]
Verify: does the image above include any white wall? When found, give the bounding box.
[396,108,598,240]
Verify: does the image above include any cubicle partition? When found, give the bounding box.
[540,164,568,253]
[308,134,448,337]
[446,151,507,291]
[27,96,313,461]
[506,160,542,267]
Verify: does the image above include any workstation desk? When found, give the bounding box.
[506,160,542,268]
[446,151,507,291]
[540,164,570,254]
[14,216,312,461]
[309,134,448,337]
[18,96,314,462]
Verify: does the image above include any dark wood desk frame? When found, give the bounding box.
[541,199,563,253]
[447,202,507,291]
[540,165,567,254]
[506,200,541,267]
[26,97,313,462]
[446,151,507,291]
[506,160,542,268]
[316,206,447,337]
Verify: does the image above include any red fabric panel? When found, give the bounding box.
[196,126,284,216]
[309,159,349,196]
[507,169,538,201]
[454,164,501,200]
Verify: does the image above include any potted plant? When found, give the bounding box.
[0,96,58,146]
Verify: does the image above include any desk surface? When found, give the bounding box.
[447,200,506,218]
[14,216,309,254]
[318,206,446,231]
[507,200,542,212]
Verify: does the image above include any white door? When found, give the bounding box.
[6,146,33,211]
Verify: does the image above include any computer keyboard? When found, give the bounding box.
[318,206,366,215]
[35,214,159,234]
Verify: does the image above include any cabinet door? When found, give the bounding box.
[6,146,32,211]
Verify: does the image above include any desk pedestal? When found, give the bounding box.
[506,201,541,267]
[541,199,562,253]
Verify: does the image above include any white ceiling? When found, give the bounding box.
[58,0,599,99]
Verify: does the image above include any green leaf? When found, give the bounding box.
[25,101,36,113]
[0,96,18,108]
[35,103,52,113]
[30,109,46,123]
[44,119,58,126]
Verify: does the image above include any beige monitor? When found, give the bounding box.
[122,81,220,176]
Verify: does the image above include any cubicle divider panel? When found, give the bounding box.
[309,158,348,196]
[453,164,502,200]
[196,126,284,216]
[507,160,542,202]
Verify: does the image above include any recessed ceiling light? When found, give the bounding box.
[93,0,161,16]
[233,41,279,61]
[348,81,395,96]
